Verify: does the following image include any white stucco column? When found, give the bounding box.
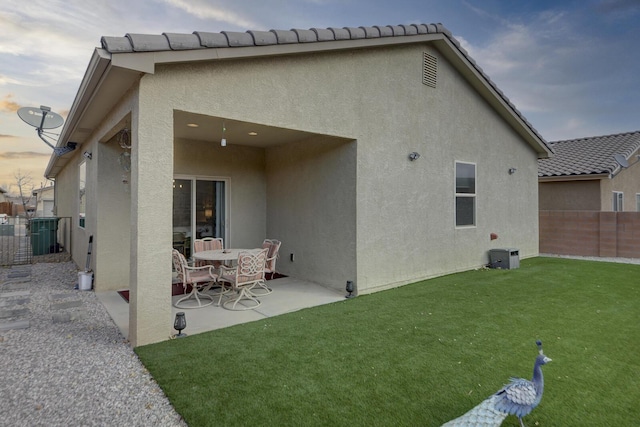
[128,85,173,347]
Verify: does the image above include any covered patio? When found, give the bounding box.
[97,276,345,339]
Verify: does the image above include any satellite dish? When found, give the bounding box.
[614,154,629,168]
[17,106,64,129]
[16,105,76,156]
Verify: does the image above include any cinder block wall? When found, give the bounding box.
[539,211,640,258]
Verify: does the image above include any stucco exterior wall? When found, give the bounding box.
[53,150,93,272]
[95,134,131,291]
[129,80,173,346]
[143,43,540,295]
[266,136,357,287]
[539,180,601,210]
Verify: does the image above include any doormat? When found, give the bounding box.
[117,283,188,303]
[117,273,287,303]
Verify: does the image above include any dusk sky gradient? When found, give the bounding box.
[1,0,639,193]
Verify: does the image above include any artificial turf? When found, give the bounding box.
[136,257,640,426]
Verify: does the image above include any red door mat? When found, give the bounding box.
[117,274,286,303]
[118,283,188,303]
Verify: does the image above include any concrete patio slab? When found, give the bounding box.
[97,277,344,340]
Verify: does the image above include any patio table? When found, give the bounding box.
[192,248,258,262]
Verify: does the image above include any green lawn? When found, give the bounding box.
[136,257,640,426]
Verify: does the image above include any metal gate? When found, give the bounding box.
[0,216,72,266]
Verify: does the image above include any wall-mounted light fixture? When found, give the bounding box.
[221,121,227,147]
[409,152,421,161]
[508,167,517,174]
[83,151,92,160]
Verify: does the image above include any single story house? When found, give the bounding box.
[32,185,56,218]
[45,23,552,346]
[539,130,640,211]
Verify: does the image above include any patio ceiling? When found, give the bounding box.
[174,110,324,148]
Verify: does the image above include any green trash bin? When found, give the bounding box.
[30,217,59,256]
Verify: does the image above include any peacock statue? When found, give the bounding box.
[441,340,552,427]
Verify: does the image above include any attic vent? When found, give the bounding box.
[422,52,437,88]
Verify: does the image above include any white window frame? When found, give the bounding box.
[79,160,86,228]
[173,175,230,250]
[455,161,477,228]
[613,191,623,212]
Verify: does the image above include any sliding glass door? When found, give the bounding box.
[173,177,227,258]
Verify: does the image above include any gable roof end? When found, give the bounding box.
[45,22,553,179]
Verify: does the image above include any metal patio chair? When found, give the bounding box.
[172,249,218,309]
[218,248,268,311]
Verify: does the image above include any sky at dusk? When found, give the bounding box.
[1,0,639,194]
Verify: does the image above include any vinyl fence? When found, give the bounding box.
[539,210,640,259]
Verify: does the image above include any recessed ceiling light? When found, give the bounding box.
[248,131,258,136]
[187,123,199,128]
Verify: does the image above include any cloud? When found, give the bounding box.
[596,0,640,13]
[0,94,21,112]
[159,0,259,28]
[0,74,21,85]
[0,151,51,160]
[456,3,640,140]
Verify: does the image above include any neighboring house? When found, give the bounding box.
[32,185,56,217]
[44,23,552,346]
[539,130,640,211]
[0,187,7,203]
[538,130,640,259]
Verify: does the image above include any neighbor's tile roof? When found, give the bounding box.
[99,24,548,149]
[538,130,640,177]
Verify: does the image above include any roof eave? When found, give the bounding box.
[538,173,610,182]
[45,49,112,178]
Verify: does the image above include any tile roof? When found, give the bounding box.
[99,23,548,150]
[538,130,640,178]
[100,24,448,53]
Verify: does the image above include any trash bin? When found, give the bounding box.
[30,217,59,256]
[78,271,93,291]
[489,248,520,269]
[0,224,14,236]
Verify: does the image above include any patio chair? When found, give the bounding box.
[218,248,268,311]
[193,237,224,267]
[250,239,281,296]
[172,249,218,309]
[263,239,281,280]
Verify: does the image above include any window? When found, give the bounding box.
[79,160,86,228]
[636,194,640,212]
[173,177,227,257]
[455,161,476,227]
[613,192,623,212]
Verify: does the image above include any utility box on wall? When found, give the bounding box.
[489,248,520,269]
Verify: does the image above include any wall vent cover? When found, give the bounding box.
[422,52,437,88]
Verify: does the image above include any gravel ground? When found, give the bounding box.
[0,262,187,427]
